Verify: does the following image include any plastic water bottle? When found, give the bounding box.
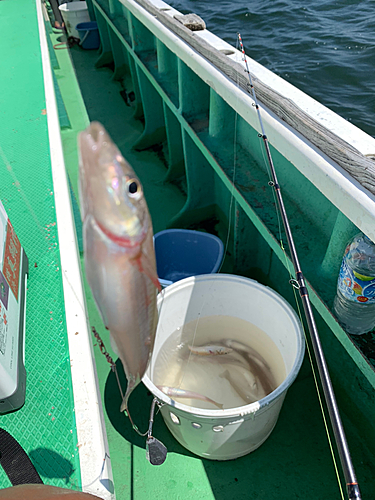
[333,233,375,335]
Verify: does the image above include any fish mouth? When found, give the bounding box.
[96,218,147,248]
[88,123,101,143]
[82,122,105,151]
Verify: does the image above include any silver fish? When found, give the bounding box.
[157,386,223,409]
[222,339,275,396]
[78,122,160,414]
[188,344,233,356]
[219,368,263,404]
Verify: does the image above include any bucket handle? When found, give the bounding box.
[79,30,90,47]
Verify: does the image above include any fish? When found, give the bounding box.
[188,344,233,356]
[78,122,161,414]
[222,339,275,396]
[157,385,223,409]
[219,367,263,404]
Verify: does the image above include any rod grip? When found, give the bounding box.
[347,483,361,500]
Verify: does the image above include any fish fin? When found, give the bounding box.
[120,383,148,436]
[109,333,120,357]
[120,395,129,414]
[219,369,230,379]
[202,394,224,409]
[120,379,135,413]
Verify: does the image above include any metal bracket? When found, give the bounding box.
[289,279,300,289]
[145,398,167,466]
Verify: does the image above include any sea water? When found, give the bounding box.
[151,315,286,410]
[168,0,375,139]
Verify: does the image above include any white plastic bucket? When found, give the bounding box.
[143,274,305,460]
[59,2,90,38]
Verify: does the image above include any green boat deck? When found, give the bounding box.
[0,0,82,490]
[1,1,374,498]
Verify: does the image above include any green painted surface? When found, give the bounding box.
[2,1,372,498]
[0,0,80,490]
[93,0,375,385]
[53,8,375,499]
[53,72,71,129]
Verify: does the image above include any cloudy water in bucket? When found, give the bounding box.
[152,315,286,410]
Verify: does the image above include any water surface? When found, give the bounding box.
[169,0,375,138]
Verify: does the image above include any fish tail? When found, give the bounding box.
[120,381,143,433]
[120,394,129,414]
[120,380,135,414]
[120,383,149,437]
[214,401,224,409]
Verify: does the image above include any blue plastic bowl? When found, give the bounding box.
[76,21,100,50]
[154,229,224,287]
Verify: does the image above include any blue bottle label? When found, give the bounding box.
[338,257,375,303]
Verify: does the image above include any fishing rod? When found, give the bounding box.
[237,33,361,500]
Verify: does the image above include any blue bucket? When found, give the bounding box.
[154,229,224,288]
[76,21,100,50]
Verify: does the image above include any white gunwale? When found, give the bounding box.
[120,0,375,242]
[36,1,115,497]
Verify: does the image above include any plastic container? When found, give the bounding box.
[143,274,305,460]
[333,233,375,335]
[76,21,100,49]
[59,2,90,39]
[154,229,224,288]
[0,201,28,414]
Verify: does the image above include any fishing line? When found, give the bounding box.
[217,36,240,274]
[254,59,347,479]
[279,234,345,499]
[174,298,210,393]
[92,325,149,436]
[237,33,361,500]
[254,86,341,491]
[1,128,161,443]
[1,139,148,436]
[257,135,284,244]
[172,39,243,398]
[216,113,238,275]
[254,128,339,485]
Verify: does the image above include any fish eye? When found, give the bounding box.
[126,178,142,199]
